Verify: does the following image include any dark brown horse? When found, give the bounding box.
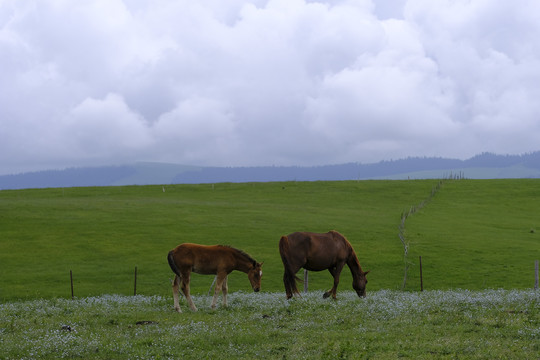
[167,243,263,312]
[279,231,369,299]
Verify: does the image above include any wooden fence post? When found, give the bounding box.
[133,266,137,296]
[70,270,74,300]
[535,260,539,290]
[303,269,308,293]
[419,256,424,292]
[208,276,217,296]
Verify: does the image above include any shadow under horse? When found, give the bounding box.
[168,243,263,312]
[279,230,369,299]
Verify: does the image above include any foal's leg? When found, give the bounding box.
[211,273,227,309]
[222,275,228,307]
[172,275,181,312]
[180,271,197,311]
[324,262,345,299]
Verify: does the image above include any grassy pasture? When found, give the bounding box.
[0,290,538,359]
[1,179,540,359]
[0,179,538,302]
[0,180,434,301]
[404,179,540,290]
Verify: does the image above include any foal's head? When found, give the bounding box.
[353,270,370,298]
[247,261,263,292]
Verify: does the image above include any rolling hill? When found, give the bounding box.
[1,151,540,190]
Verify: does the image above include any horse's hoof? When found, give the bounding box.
[174,307,181,313]
[323,292,330,299]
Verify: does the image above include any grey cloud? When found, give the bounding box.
[1,0,540,174]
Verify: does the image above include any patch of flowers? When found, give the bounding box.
[0,289,538,359]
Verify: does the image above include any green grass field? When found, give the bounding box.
[0,180,429,301]
[1,179,539,359]
[404,179,540,290]
[1,179,539,301]
[1,290,538,359]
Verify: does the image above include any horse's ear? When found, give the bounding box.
[364,270,370,276]
[259,262,264,267]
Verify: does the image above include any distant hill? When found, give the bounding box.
[1,152,540,190]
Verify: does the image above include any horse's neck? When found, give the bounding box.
[231,250,252,273]
[346,249,363,278]
[334,232,363,277]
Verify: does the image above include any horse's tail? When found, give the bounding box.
[279,235,300,297]
[167,250,182,278]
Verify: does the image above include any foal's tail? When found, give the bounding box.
[279,235,301,298]
[167,250,182,278]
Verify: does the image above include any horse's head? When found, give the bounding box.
[247,261,263,292]
[353,270,369,298]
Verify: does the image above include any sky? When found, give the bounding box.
[1,0,540,175]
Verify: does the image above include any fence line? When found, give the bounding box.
[301,259,538,294]
[70,270,74,300]
[534,260,538,290]
[69,259,538,299]
[133,266,138,296]
[399,179,447,289]
[419,256,424,291]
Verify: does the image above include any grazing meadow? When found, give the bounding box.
[1,180,440,300]
[1,179,539,358]
[1,290,538,359]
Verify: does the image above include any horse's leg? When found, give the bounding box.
[221,275,228,307]
[283,272,293,299]
[211,273,226,309]
[324,262,345,299]
[180,271,197,311]
[283,263,303,299]
[172,275,181,313]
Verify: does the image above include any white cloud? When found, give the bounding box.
[403,0,540,156]
[61,93,152,158]
[1,0,540,174]
[152,96,238,163]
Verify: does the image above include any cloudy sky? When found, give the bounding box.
[1,0,539,175]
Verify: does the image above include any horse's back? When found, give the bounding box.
[285,231,349,271]
[170,243,206,261]
[282,231,322,256]
[287,231,343,249]
[172,243,225,256]
[169,243,231,274]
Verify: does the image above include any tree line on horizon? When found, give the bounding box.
[1,151,540,190]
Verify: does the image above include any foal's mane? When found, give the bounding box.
[219,245,257,265]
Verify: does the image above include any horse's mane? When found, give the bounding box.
[219,245,257,265]
[329,230,351,247]
[330,231,362,269]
